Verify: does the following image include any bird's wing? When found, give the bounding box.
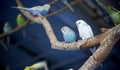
[87,26,94,37]
[63,31,76,42]
[31,6,43,11]
[78,26,93,39]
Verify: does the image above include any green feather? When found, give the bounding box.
[96,0,120,25]
[16,14,26,26]
[16,13,26,38]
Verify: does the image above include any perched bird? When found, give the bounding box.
[61,26,77,43]
[76,20,96,54]
[96,0,120,25]
[13,4,51,16]
[61,0,74,12]
[3,22,12,46]
[3,22,12,33]
[24,61,48,70]
[17,14,26,38]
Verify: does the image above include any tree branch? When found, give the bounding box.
[15,0,120,70]
[79,24,120,70]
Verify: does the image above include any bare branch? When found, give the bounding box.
[49,0,58,6]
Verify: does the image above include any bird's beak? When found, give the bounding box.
[77,22,80,26]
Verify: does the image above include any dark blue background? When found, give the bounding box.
[0,0,120,70]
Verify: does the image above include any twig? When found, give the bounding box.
[49,0,58,6]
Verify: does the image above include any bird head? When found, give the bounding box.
[4,22,10,27]
[76,19,88,27]
[43,4,51,12]
[61,26,71,34]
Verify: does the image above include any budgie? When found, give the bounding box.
[61,0,74,12]
[96,0,120,25]
[17,14,26,38]
[76,20,103,67]
[24,61,48,70]
[61,26,77,43]
[13,4,51,16]
[3,22,12,46]
[76,20,96,54]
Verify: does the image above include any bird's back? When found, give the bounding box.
[63,31,76,42]
[78,25,94,39]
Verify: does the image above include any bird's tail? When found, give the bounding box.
[62,0,74,12]
[12,6,25,10]
[66,3,74,12]
[12,6,31,12]
[0,41,8,51]
[7,36,10,46]
[90,47,96,54]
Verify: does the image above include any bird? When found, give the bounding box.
[61,26,77,43]
[16,13,26,38]
[96,0,120,25]
[12,4,51,16]
[24,61,48,70]
[76,20,96,54]
[3,22,12,46]
[3,22,12,33]
[61,0,74,12]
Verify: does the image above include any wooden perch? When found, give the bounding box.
[100,28,108,32]
[15,0,120,70]
[79,24,120,70]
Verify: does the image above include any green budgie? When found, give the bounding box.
[16,14,26,38]
[96,0,120,25]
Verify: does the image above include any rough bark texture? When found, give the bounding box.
[2,0,119,70]
[79,25,120,70]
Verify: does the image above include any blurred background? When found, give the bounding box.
[0,0,120,70]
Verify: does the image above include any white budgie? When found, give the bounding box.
[76,20,96,54]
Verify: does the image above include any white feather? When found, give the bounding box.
[76,20,94,39]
